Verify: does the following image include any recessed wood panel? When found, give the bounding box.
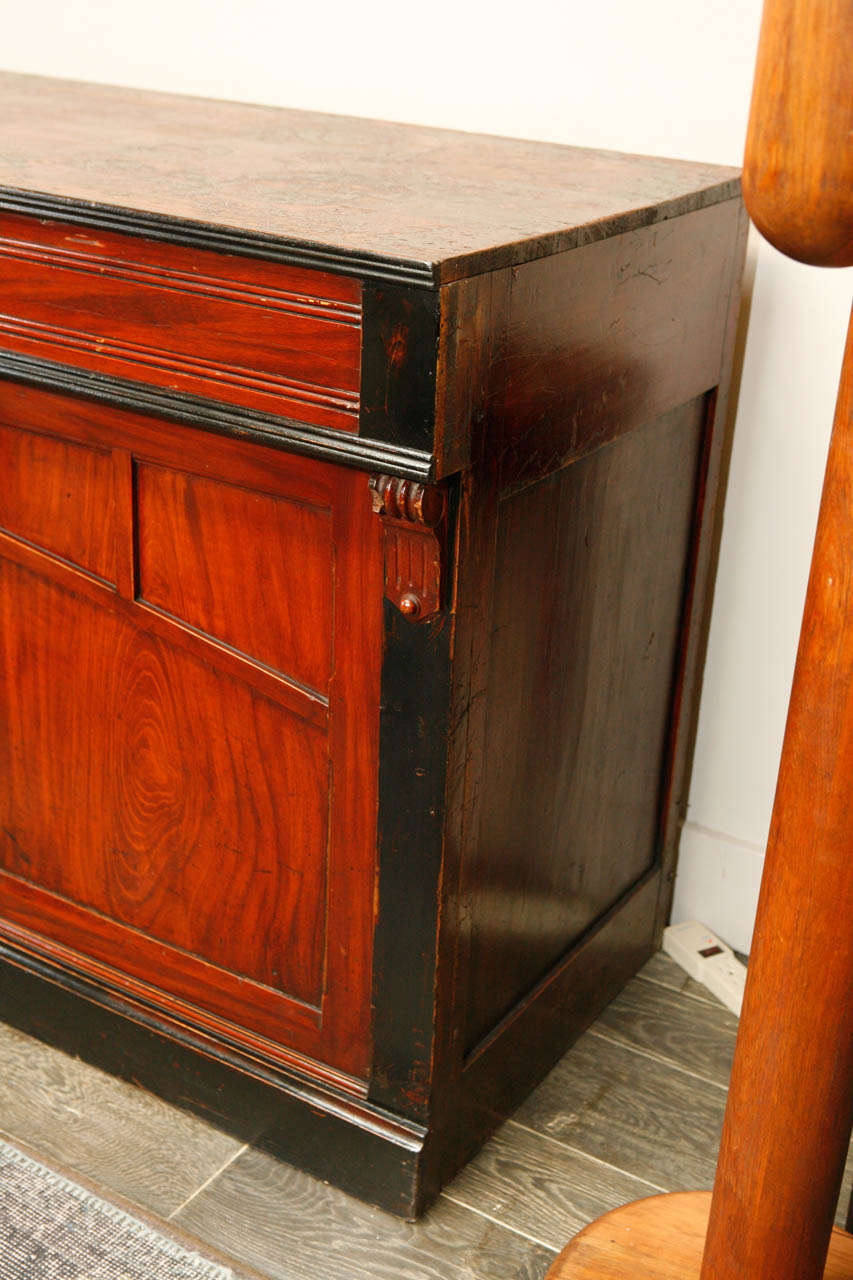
[0,386,384,1079]
[0,212,362,430]
[0,421,115,582]
[136,464,333,692]
[464,398,707,1052]
[0,559,329,1005]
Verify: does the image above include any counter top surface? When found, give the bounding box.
[0,72,740,282]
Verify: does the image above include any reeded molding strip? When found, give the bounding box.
[0,314,360,418]
[0,235,363,324]
[0,187,438,288]
[0,351,436,482]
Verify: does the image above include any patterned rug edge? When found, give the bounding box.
[0,1132,268,1280]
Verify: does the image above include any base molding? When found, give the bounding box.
[440,870,660,1190]
[0,940,427,1218]
[0,868,665,1218]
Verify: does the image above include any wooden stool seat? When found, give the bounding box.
[545,1192,853,1279]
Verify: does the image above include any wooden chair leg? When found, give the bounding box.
[698,307,853,1279]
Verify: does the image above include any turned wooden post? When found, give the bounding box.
[699,306,853,1280]
[546,0,853,1275]
[741,0,853,268]
[700,1,853,1274]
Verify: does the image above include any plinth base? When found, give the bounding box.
[545,1191,853,1279]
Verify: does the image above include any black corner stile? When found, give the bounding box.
[360,285,441,456]
[368,597,454,1122]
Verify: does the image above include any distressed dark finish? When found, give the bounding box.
[361,285,440,455]
[0,75,746,1217]
[369,602,454,1121]
[464,399,707,1052]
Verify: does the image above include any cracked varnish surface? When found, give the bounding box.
[0,72,739,281]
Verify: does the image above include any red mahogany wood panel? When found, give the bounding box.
[0,383,383,1079]
[0,420,117,583]
[136,464,334,694]
[0,558,330,1002]
[0,213,362,430]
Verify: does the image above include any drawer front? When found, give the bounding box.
[0,380,382,1080]
[0,213,362,431]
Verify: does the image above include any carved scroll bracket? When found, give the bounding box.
[369,474,447,622]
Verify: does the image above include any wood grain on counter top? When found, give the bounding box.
[0,72,740,283]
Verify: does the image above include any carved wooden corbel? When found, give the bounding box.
[368,474,447,622]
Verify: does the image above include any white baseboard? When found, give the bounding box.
[669,823,765,956]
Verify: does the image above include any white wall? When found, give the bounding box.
[5,0,851,954]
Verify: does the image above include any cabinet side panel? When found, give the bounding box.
[464,397,706,1052]
[495,198,743,492]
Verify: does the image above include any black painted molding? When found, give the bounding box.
[0,938,429,1216]
[0,187,438,289]
[0,351,437,482]
[361,284,441,456]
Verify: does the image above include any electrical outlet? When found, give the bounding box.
[662,920,746,1016]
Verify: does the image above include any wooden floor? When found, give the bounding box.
[0,951,849,1279]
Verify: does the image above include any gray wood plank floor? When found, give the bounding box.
[0,951,849,1279]
[0,1019,244,1218]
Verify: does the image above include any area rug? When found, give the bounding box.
[0,1138,237,1279]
